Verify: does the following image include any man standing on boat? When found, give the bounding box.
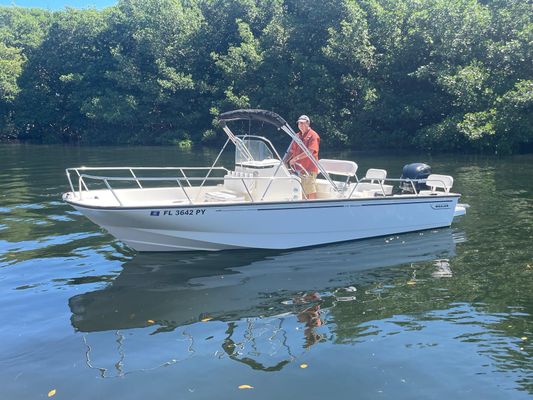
[284,115,320,199]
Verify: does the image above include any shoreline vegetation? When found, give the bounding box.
[0,0,531,153]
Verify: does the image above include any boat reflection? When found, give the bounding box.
[70,229,461,332]
[69,229,464,375]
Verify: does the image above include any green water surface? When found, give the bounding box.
[0,144,532,399]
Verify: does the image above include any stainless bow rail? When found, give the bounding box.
[66,166,307,206]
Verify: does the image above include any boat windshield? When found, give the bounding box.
[235,136,276,164]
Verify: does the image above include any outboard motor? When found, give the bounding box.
[400,163,431,193]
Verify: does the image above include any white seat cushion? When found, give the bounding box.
[425,174,453,193]
[318,159,358,177]
[364,168,387,182]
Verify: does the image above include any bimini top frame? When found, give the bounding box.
[218,109,340,192]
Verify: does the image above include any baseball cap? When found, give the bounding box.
[297,115,310,123]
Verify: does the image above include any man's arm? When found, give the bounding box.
[283,141,296,164]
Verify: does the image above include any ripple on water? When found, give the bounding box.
[47,215,76,222]
[0,231,105,264]
[14,203,47,210]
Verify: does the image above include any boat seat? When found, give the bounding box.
[363,168,387,183]
[350,190,379,198]
[356,168,392,196]
[316,178,350,199]
[316,159,358,198]
[349,183,393,197]
[318,159,358,177]
[204,190,246,202]
[419,174,454,194]
[349,169,392,197]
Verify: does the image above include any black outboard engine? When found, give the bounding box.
[400,163,431,193]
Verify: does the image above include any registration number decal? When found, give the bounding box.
[150,209,206,216]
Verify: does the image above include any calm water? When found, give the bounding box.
[0,144,532,399]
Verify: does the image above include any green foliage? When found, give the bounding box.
[0,42,24,102]
[0,7,51,51]
[458,109,496,143]
[0,0,531,152]
[495,80,533,148]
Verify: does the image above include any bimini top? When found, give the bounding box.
[218,109,288,129]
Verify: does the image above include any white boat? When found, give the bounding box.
[63,109,467,252]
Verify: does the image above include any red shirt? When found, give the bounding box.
[288,128,320,174]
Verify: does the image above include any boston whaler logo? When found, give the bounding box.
[431,203,451,210]
[150,209,206,216]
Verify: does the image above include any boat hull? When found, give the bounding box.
[66,195,461,251]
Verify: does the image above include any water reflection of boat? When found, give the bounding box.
[69,229,464,375]
[69,229,461,333]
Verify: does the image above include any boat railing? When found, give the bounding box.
[66,167,306,206]
[348,177,453,198]
[66,167,230,205]
[66,168,454,206]
[66,166,229,190]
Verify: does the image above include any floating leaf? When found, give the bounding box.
[300,363,308,369]
[201,317,213,322]
[147,320,155,324]
[238,385,254,389]
[48,389,56,397]
[521,336,528,341]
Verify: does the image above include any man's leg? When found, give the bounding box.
[302,173,318,200]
